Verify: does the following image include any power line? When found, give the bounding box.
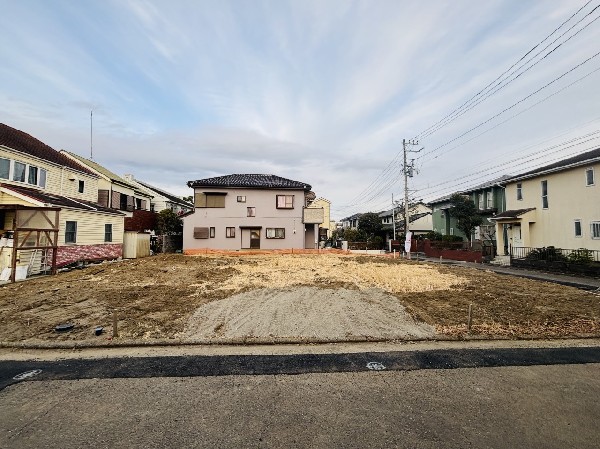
[416,0,598,139]
[418,49,600,161]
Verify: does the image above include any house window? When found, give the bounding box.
[28,166,38,185]
[136,198,142,210]
[104,224,113,242]
[193,227,209,239]
[13,161,26,182]
[276,195,294,209]
[0,158,9,179]
[449,228,454,235]
[592,222,600,239]
[266,228,285,239]
[517,183,523,201]
[586,168,595,186]
[486,190,493,209]
[195,192,226,208]
[78,180,85,193]
[226,227,235,238]
[574,220,582,238]
[39,169,47,188]
[65,221,77,243]
[541,180,548,209]
[237,196,246,203]
[247,207,256,217]
[209,227,215,238]
[478,194,484,210]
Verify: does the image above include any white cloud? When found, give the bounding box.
[1,0,599,218]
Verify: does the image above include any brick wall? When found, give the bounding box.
[423,239,482,263]
[56,243,122,267]
[125,210,157,232]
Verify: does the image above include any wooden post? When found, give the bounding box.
[112,309,119,338]
[467,304,473,333]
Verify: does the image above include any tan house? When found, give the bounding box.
[307,197,332,241]
[492,148,600,255]
[0,123,124,279]
[183,174,323,251]
[123,174,193,215]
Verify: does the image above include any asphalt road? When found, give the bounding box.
[1,346,600,448]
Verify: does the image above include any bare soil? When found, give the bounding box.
[0,253,598,344]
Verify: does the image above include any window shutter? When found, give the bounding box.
[127,196,135,212]
[111,192,120,209]
[195,192,207,207]
[98,190,109,207]
[141,199,147,210]
[194,227,209,239]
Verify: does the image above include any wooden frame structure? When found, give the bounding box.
[0,206,60,283]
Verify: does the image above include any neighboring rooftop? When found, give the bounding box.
[62,151,132,186]
[507,147,600,181]
[187,174,312,191]
[135,179,193,208]
[461,175,512,193]
[0,123,95,176]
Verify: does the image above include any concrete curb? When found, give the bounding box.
[2,334,600,350]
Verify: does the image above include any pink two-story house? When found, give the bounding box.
[182,174,323,251]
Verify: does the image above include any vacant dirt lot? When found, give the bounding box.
[0,253,598,344]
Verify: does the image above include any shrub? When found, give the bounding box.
[568,248,594,264]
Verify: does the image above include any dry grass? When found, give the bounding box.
[0,253,598,342]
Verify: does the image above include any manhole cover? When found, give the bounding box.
[366,362,386,371]
[13,369,42,381]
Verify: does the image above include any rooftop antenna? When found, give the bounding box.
[90,110,93,160]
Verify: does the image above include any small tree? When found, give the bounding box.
[448,193,483,245]
[156,209,183,235]
[358,212,383,241]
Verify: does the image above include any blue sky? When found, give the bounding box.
[2,0,599,219]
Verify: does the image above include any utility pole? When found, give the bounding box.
[402,139,421,258]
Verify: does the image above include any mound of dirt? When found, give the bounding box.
[181,286,436,342]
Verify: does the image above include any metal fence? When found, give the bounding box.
[511,246,600,263]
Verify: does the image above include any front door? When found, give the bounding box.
[250,230,260,249]
[512,224,523,247]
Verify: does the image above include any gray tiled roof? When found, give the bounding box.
[187,174,312,191]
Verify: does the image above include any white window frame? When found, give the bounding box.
[226,227,235,238]
[478,194,484,210]
[541,180,548,209]
[247,207,256,217]
[1,158,47,188]
[591,221,600,239]
[237,196,246,203]
[266,228,285,239]
[574,220,582,238]
[486,190,493,209]
[586,167,595,186]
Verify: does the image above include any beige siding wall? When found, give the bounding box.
[504,162,600,250]
[1,146,98,201]
[58,209,124,247]
[308,198,331,229]
[183,187,306,250]
[0,191,33,206]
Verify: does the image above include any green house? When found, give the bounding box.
[429,176,509,251]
